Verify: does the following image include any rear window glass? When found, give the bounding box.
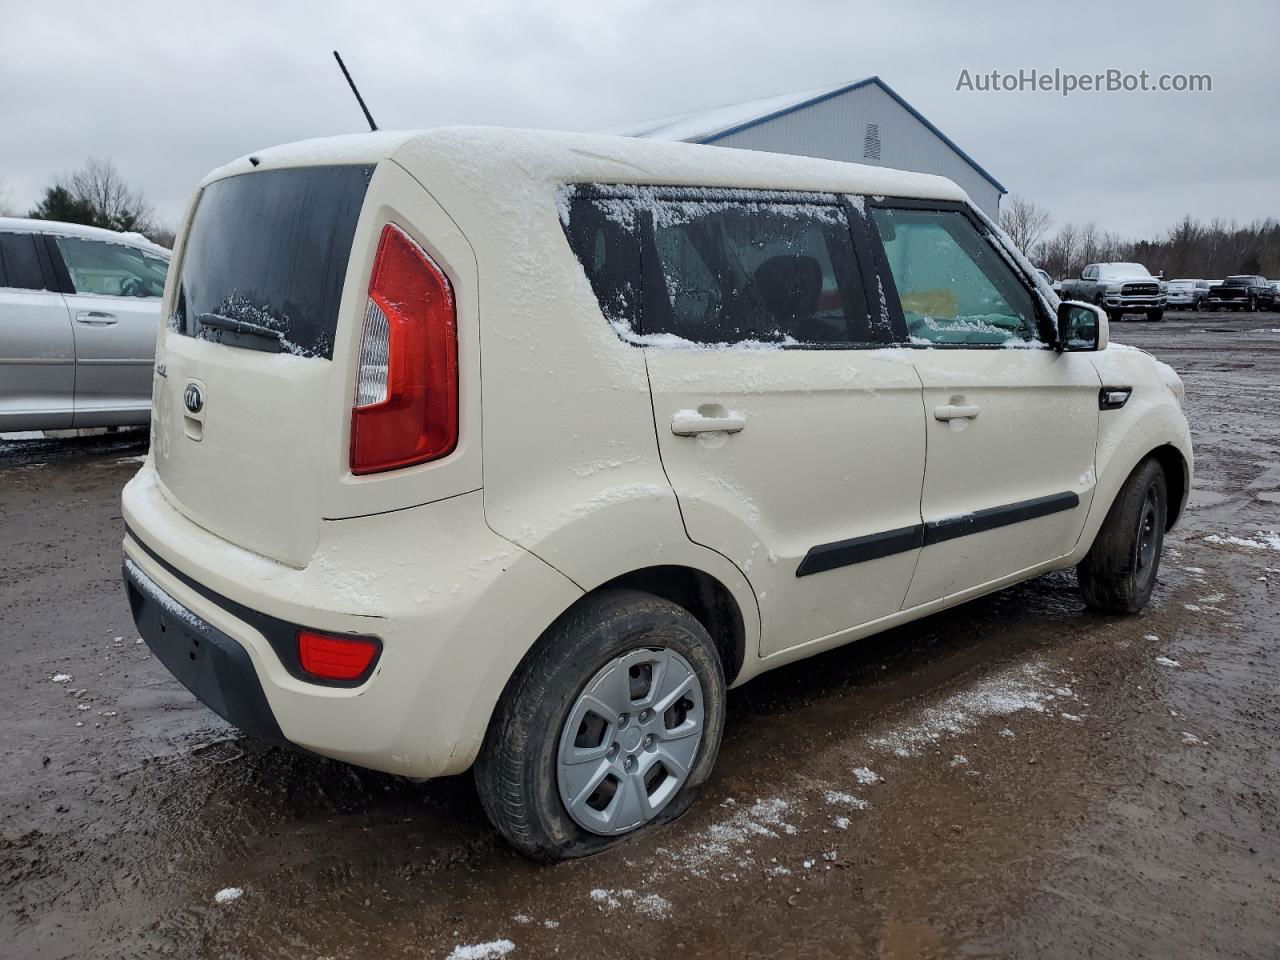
[0,232,46,290]
[647,200,875,346]
[559,187,883,348]
[172,164,374,359]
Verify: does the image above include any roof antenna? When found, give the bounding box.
[333,50,378,132]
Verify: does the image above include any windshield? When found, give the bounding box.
[171,164,374,358]
[1098,263,1153,279]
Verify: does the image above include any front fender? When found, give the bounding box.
[1071,345,1193,562]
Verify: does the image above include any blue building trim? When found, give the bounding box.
[698,76,1007,196]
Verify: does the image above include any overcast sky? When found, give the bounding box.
[2,0,1276,239]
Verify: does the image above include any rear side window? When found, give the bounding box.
[0,232,46,290]
[868,206,1040,346]
[560,187,885,348]
[646,200,876,345]
[560,194,640,332]
[173,164,374,358]
[55,236,168,297]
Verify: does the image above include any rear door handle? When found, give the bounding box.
[75,311,118,326]
[934,403,980,421]
[671,409,746,436]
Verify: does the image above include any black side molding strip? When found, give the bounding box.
[796,491,1080,578]
[922,491,1080,546]
[796,524,924,578]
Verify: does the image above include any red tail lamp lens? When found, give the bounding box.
[297,630,380,682]
[350,223,458,475]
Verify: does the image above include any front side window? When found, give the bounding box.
[0,232,46,290]
[645,199,878,346]
[868,207,1040,346]
[55,236,168,298]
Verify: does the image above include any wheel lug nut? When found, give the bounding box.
[643,734,655,748]
[639,710,651,723]
[624,756,636,771]
[607,743,619,759]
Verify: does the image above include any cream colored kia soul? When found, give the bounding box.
[122,128,1192,860]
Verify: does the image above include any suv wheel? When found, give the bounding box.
[1247,296,1257,312]
[1078,457,1168,613]
[1146,308,1165,322]
[474,588,726,861]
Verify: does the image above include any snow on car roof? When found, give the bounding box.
[0,216,171,257]
[394,127,969,202]
[207,127,968,205]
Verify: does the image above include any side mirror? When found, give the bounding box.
[1056,300,1108,352]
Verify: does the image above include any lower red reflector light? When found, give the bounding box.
[297,630,380,682]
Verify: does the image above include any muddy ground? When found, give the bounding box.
[2,310,1278,960]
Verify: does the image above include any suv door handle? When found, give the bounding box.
[75,311,118,326]
[671,409,747,436]
[934,403,980,421]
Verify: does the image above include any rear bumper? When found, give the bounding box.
[121,464,582,778]
[124,556,287,744]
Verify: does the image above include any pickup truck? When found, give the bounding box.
[1059,262,1166,322]
[1202,275,1277,312]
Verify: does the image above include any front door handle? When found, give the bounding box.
[671,409,747,436]
[934,403,980,421]
[75,311,118,326]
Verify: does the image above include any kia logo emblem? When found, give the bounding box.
[184,383,204,414]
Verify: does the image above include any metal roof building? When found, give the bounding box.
[609,76,1006,217]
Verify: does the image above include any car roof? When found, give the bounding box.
[0,216,171,258]
[204,126,971,206]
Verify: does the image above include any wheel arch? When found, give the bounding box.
[595,565,747,685]
[1149,443,1189,529]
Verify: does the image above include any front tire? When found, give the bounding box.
[1078,457,1168,613]
[1146,308,1165,322]
[474,588,727,861]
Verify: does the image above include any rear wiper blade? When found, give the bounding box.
[195,313,285,352]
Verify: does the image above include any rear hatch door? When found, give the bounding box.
[151,140,481,568]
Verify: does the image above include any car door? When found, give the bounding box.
[615,189,927,656]
[861,200,1101,608]
[48,233,168,426]
[0,231,76,431]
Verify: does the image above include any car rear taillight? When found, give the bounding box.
[297,630,381,682]
[350,224,458,475]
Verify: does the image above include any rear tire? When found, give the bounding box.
[1078,457,1168,613]
[474,588,726,861]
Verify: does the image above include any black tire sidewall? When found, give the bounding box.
[478,589,726,860]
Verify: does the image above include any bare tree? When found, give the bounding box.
[29,158,155,235]
[999,194,1052,256]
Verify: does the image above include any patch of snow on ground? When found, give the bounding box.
[824,790,868,809]
[213,887,242,904]
[1181,732,1203,746]
[833,816,851,830]
[589,888,671,919]
[1061,713,1082,722]
[852,766,881,785]
[51,674,72,683]
[446,940,515,960]
[867,660,1053,756]
[1155,656,1182,668]
[1203,532,1280,552]
[658,797,795,876]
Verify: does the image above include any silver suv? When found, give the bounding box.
[0,217,169,432]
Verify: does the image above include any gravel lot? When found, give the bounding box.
[2,310,1278,960]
